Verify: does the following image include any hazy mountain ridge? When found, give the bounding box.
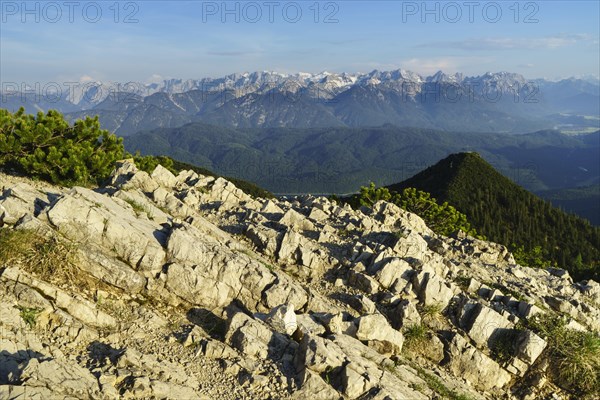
[2,70,598,134]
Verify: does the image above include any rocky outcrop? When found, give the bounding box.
[447,333,512,391]
[0,162,597,400]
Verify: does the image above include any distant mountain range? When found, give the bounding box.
[386,152,600,280]
[2,70,598,134]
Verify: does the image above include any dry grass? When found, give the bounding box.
[419,302,446,329]
[0,228,79,283]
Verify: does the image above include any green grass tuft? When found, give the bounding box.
[404,323,429,354]
[524,313,600,396]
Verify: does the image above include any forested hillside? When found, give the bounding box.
[388,153,600,280]
[124,124,599,195]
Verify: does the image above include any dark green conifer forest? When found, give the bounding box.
[389,153,600,281]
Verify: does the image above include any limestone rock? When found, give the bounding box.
[153,187,194,218]
[265,304,298,336]
[294,333,346,374]
[151,164,178,188]
[340,362,378,398]
[348,270,380,294]
[226,312,294,361]
[580,280,600,304]
[46,186,167,272]
[295,314,327,336]
[2,267,116,329]
[345,294,377,315]
[109,159,138,186]
[312,312,355,335]
[279,208,315,231]
[448,333,512,391]
[372,257,414,290]
[79,245,146,293]
[19,358,100,397]
[109,160,159,192]
[0,183,52,225]
[392,230,430,259]
[1,164,595,400]
[390,299,421,329]
[13,283,52,310]
[207,177,252,207]
[515,329,547,365]
[245,224,281,257]
[292,369,341,400]
[460,302,514,350]
[201,339,239,359]
[413,271,455,309]
[354,313,404,356]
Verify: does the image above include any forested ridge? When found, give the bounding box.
[389,153,600,281]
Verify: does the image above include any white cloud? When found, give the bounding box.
[78,75,96,83]
[398,56,495,75]
[419,34,598,51]
[146,74,164,84]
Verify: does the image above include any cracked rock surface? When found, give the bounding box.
[1,161,598,399]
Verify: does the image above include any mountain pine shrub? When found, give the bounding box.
[355,182,479,237]
[0,108,125,186]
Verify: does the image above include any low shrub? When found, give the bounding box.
[0,108,125,186]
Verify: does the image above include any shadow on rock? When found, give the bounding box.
[0,349,47,385]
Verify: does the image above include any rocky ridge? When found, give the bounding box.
[0,161,598,399]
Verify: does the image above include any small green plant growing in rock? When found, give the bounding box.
[322,366,335,385]
[19,306,41,328]
[408,382,425,393]
[411,363,474,400]
[257,260,275,271]
[490,329,521,364]
[393,230,408,240]
[337,228,352,237]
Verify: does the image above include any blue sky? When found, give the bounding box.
[1,1,599,84]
